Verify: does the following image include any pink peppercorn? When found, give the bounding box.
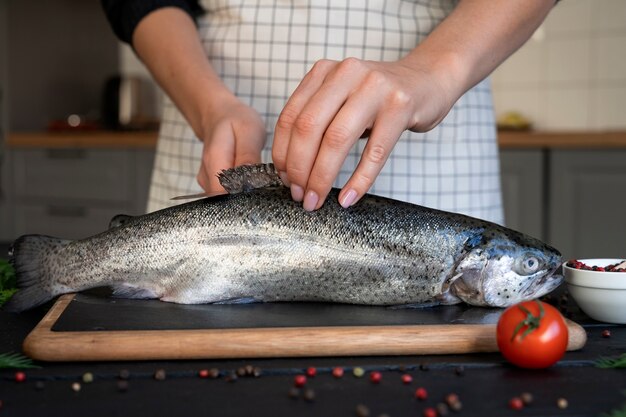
[423,407,437,417]
[401,374,413,384]
[198,369,209,378]
[509,397,524,410]
[15,372,26,383]
[294,375,307,387]
[415,387,428,400]
[332,367,344,378]
[369,371,382,384]
[306,367,317,377]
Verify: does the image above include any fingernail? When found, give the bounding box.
[279,171,290,187]
[303,190,319,212]
[340,189,357,208]
[291,184,304,202]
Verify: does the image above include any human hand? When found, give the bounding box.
[272,57,456,211]
[197,97,266,193]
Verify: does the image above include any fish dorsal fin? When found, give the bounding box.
[218,163,284,194]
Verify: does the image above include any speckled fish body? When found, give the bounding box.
[5,165,563,312]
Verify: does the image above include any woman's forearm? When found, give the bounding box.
[402,0,556,105]
[132,7,235,138]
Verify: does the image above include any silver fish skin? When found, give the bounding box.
[5,165,563,313]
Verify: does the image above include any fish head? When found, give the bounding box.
[450,230,563,307]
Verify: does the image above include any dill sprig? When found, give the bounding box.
[596,353,626,369]
[0,352,40,369]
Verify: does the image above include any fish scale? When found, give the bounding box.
[5,164,563,312]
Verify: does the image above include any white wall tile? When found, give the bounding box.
[595,34,626,82]
[592,86,626,129]
[492,39,546,88]
[592,0,626,34]
[544,88,591,130]
[546,37,591,84]
[544,0,593,36]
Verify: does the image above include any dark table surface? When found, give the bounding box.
[1,294,625,417]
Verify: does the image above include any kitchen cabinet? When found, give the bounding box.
[499,150,545,241]
[1,148,154,241]
[548,149,626,260]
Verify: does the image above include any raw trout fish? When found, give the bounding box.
[5,164,563,313]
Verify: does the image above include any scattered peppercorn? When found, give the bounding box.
[353,367,365,377]
[602,329,611,338]
[118,369,130,380]
[154,369,166,381]
[449,400,462,412]
[294,375,307,387]
[355,404,370,417]
[423,407,437,417]
[509,397,524,410]
[14,371,26,383]
[252,367,262,378]
[369,371,382,384]
[71,382,81,393]
[236,367,247,377]
[445,393,459,406]
[401,374,413,384]
[454,366,465,376]
[117,380,129,393]
[306,367,317,377]
[303,388,316,402]
[520,392,533,405]
[208,368,220,378]
[419,363,430,371]
[82,372,94,383]
[415,387,428,401]
[224,371,238,383]
[557,398,568,409]
[436,402,450,416]
[332,367,345,378]
[288,387,300,399]
[244,365,255,375]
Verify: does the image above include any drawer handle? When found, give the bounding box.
[46,206,87,218]
[46,149,87,159]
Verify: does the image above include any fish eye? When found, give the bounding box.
[520,255,540,274]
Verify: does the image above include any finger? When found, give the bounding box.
[272,59,336,180]
[302,92,380,211]
[283,59,366,199]
[234,121,265,167]
[338,109,409,208]
[199,122,236,193]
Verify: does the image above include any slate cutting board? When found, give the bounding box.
[23,293,587,361]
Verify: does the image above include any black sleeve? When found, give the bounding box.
[101,0,204,44]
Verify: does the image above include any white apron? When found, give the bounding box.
[148,0,504,224]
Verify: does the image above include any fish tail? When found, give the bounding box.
[3,235,71,313]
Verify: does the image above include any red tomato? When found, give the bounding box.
[496,300,568,369]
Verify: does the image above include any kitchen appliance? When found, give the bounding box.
[102,75,158,130]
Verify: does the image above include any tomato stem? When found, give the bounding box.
[511,300,545,342]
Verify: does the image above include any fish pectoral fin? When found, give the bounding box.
[111,284,159,299]
[387,301,441,309]
[213,297,261,305]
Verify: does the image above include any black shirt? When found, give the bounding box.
[101,0,204,44]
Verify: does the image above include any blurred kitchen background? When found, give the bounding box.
[0,0,625,260]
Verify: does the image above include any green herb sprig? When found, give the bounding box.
[596,353,626,369]
[0,352,39,369]
[0,258,17,307]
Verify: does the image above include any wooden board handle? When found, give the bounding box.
[23,295,587,362]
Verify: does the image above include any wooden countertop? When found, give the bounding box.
[5,130,626,149]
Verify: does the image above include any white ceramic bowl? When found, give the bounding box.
[563,258,626,324]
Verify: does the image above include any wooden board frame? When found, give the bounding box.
[23,294,588,362]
